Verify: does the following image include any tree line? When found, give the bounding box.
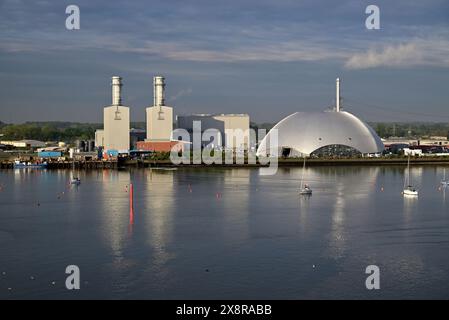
[370,122,449,139]
[0,121,448,142]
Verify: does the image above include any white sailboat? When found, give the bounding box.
[441,168,449,187]
[299,157,312,195]
[403,155,418,196]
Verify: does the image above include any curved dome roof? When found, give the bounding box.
[257,110,384,156]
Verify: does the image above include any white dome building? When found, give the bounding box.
[256,79,384,157]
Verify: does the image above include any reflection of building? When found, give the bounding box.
[102,76,130,153]
[257,78,384,157]
[176,113,250,150]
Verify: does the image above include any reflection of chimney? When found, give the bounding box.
[336,77,340,112]
[112,76,122,106]
[153,76,165,107]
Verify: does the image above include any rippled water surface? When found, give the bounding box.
[0,166,448,299]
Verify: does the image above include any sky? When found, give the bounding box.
[0,0,448,124]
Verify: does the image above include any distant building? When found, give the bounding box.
[176,113,250,150]
[130,128,146,150]
[95,130,104,149]
[137,76,177,153]
[257,78,384,157]
[0,140,46,149]
[95,128,146,150]
[103,76,130,153]
[136,141,184,153]
[146,76,173,142]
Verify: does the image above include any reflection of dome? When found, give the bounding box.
[256,110,384,157]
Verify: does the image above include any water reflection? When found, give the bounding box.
[222,169,250,241]
[143,169,175,268]
[98,170,131,262]
[330,181,346,260]
[2,165,449,299]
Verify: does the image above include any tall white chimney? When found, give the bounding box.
[112,76,122,106]
[153,76,165,107]
[336,77,341,112]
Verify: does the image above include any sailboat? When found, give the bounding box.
[299,157,312,195]
[441,168,449,187]
[403,155,418,196]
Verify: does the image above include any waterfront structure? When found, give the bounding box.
[102,76,130,153]
[176,113,250,150]
[257,78,384,157]
[95,130,104,149]
[136,140,184,153]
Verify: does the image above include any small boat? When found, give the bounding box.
[403,185,418,196]
[70,177,81,185]
[13,160,47,169]
[403,155,418,197]
[299,184,313,195]
[299,157,312,195]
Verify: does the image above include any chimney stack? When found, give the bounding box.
[112,76,122,106]
[153,76,165,107]
[336,78,341,112]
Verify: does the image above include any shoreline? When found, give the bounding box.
[1,157,449,170]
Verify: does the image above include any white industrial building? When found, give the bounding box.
[176,113,250,150]
[95,130,104,149]
[257,78,384,157]
[97,76,130,153]
[146,76,173,142]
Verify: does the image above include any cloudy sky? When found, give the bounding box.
[0,0,448,123]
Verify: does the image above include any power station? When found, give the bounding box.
[102,76,130,154]
[96,74,251,156]
[146,76,173,142]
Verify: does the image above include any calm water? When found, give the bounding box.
[0,166,449,299]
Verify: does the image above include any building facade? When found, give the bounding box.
[176,114,250,150]
[102,76,130,152]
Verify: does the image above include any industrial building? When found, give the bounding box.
[102,76,130,153]
[137,76,185,153]
[95,130,104,149]
[95,74,249,155]
[146,76,173,142]
[176,113,250,150]
[130,128,146,150]
[96,128,145,151]
[257,78,384,157]
[1,140,46,149]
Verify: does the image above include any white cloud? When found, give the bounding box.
[168,88,193,102]
[345,39,449,69]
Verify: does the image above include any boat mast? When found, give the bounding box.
[407,155,411,187]
[300,157,306,189]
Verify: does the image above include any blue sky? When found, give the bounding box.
[0,0,448,123]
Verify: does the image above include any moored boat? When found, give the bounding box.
[13,160,47,169]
